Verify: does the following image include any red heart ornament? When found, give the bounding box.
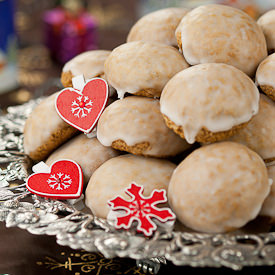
[26,160,83,199]
[55,78,108,133]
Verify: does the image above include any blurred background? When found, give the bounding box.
[0,0,275,109]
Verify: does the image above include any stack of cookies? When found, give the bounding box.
[24,4,275,233]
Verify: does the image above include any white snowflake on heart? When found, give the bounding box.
[47,173,72,190]
[71,95,93,118]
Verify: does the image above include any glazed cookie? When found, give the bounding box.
[168,142,271,233]
[127,8,189,47]
[176,4,267,76]
[24,93,78,161]
[104,41,189,98]
[257,10,275,53]
[85,154,176,219]
[256,53,275,101]
[61,50,111,87]
[228,94,275,162]
[46,134,119,185]
[260,164,275,221]
[160,63,259,144]
[97,96,190,157]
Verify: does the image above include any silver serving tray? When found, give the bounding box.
[0,99,275,273]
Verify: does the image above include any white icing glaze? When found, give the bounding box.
[257,10,275,51]
[63,50,111,79]
[228,94,275,160]
[168,142,270,233]
[261,165,275,218]
[178,4,267,76]
[97,96,190,157]
[127,8,189,46]
[255,53,275,88]
[23,93,68,155]
[46,135,119,185]
[85,154,176,218]
[160,63,259,144]
[116,90,126,100]
[104,41,189,97]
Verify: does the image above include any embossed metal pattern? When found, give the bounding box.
[0,99,275,271]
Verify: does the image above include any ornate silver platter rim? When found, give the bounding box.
[0,99,275,272]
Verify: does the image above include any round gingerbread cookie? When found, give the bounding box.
[97,96,190,157]
[61,50,111,87]
[24,93,78,161]
[85,154,176,219]
[257,10,275,53]
[228,94,275,162]
[260,164,275,222]
[256,53,275,101]
[46,135,119,185]
[127,8,189,47]
[168,142,270,233]
[104,41,189,98]
[160,63,259,144]
[176,4,267,77]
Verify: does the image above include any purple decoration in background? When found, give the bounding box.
[43,8,98,64]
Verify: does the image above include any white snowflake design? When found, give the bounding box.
[47,173,72,191]
[71,95,93,118]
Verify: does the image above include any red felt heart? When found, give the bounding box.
[55,78,108,133]
[26,160,83,199]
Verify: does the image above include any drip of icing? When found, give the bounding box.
[116,90,126,99]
